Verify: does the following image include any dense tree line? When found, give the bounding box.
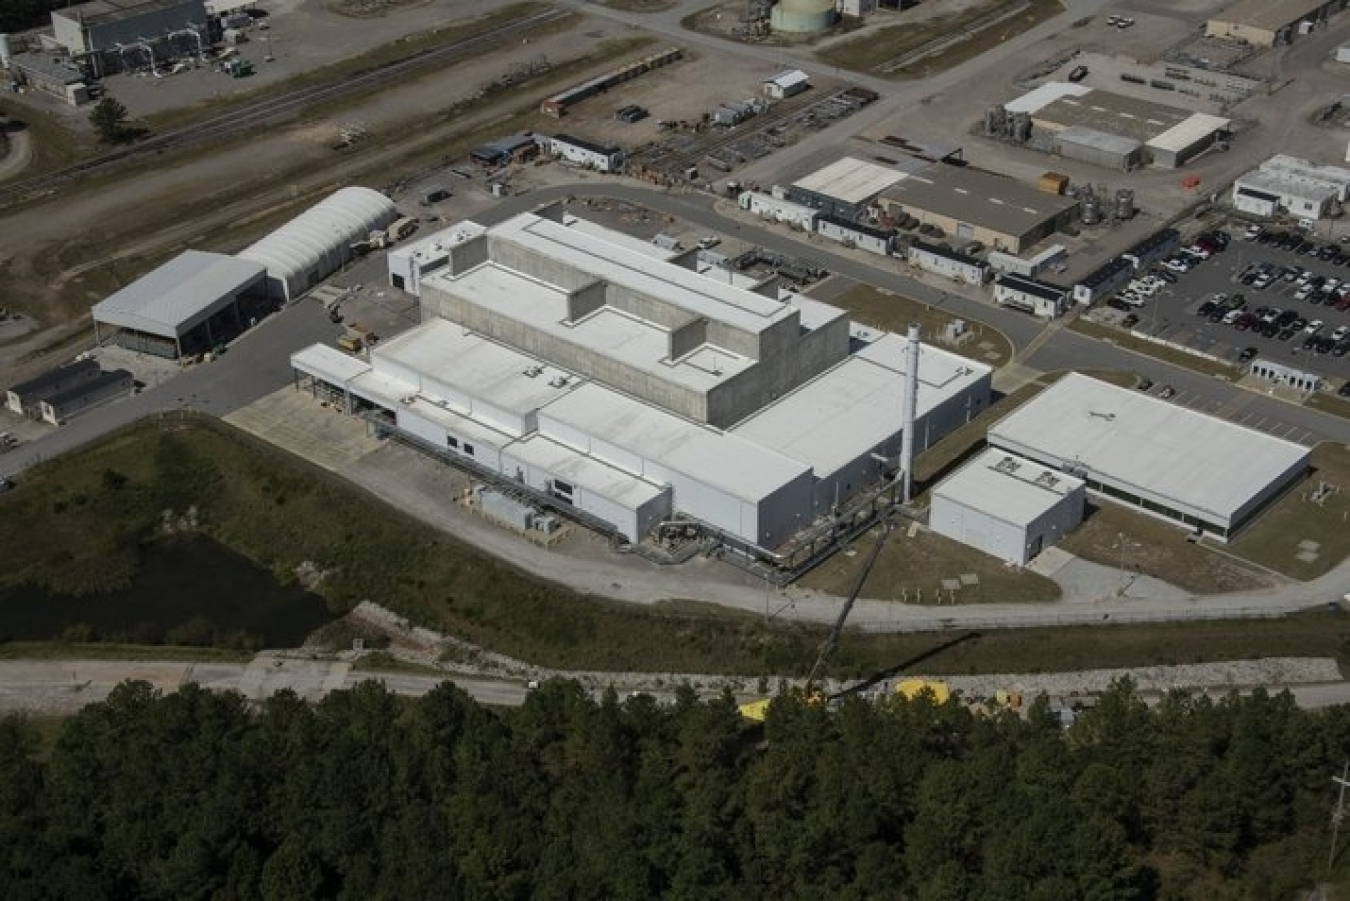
[0,678,1347,899]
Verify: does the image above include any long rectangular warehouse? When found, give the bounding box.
[986,373,1309,539]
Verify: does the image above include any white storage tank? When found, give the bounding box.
[770,0,836,34]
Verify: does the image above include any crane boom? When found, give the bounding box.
[804,516,893,690]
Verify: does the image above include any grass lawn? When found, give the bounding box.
[817,0,1063,78]
[826,282,1012,368]
[1057,503,1275,595]
[1070,316,1239,379]
[1229,443,1350,580]
[8,416,1350,681]
[799,520,1062,604]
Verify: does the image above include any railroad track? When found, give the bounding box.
[0,8,570,210]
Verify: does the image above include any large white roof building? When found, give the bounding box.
[293,209,992,549]
[987,373,1309,538]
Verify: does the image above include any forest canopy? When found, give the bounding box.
[1,678,1347,900]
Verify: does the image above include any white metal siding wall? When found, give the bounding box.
[396,408,448,447]
[370,352,422,390]
[930,496,1027,564]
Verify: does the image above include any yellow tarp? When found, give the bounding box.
[895,679,950,704]
[738,698,773,722]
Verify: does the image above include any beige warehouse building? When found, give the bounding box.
[1205,0,1342,47]
[878,166,1079,254]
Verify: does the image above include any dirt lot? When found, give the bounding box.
[0,2,788,387]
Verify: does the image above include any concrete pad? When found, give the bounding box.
[1300,539,1322,552]
[225,386,384,472]
[1297,550,1320,564]
[959,572,980,586]
[1026,545,1073,577]
[941,578,961,591]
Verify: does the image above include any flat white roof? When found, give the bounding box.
[987,373,1309,523]
[92,250,265,338]
[507,433,668,510]
[1147,113,1231,153]
[792,157,910,205]
[1261,154,1350,187]
[388,222,487,270]
[291,343,372,385]
[558,213,679,261]
[435,264,756,393]
[733,334,990,476]
[934,448,1084,528]
[1004,81,1091,115]
[1236,170,1339,205]
[540,382,810,504]
[491,213,792,335]
[767,69,810,88]
[373,319,581,418]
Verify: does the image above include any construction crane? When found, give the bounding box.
[801,514,894,697]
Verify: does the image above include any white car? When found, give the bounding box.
[1294,286,1313,301]
[1305,319,1325,334]
[1333,325,1350,342]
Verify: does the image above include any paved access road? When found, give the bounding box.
[4,654,1350,716]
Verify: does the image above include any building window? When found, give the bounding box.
[447,436,460,449]
[463,443,475,457]
[553,479,574,496]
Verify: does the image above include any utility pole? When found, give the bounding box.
[1328,761,1350,875]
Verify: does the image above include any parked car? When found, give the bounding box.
[1238,346,1258,362]
[1158,385,1176,399]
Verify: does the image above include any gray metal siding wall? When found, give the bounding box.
[705,313,849,427]
[755,467,816,548]
[85,1,208,52]
[430,285,709,421]
[1022,482,1086,562]
[1054,135,1138,170]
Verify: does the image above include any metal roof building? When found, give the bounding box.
[239,187,397,302]
[878,165,1079,253]
[1232,154,1350,220]
[1147,113,1232,168]
[1010,84,1230,169]
[1206,0,1336,47]
[931,447,1086,565]
[291,209,992,551]
[91,250,266,357]
[987,373,1310,539]
[787,156,916,218]
[52,0,207,55]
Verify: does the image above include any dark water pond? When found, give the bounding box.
[0,538,335,648]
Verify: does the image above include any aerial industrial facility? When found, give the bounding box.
[291,208,991,553]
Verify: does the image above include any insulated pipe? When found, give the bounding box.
[900,322,920,504]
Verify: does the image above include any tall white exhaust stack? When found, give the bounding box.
[899,322,921,504]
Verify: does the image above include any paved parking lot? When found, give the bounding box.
[1109,227,1350,389]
